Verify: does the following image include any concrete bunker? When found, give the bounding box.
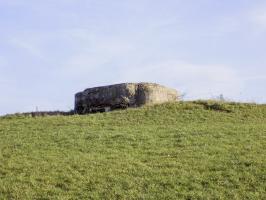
[75,83,179,114]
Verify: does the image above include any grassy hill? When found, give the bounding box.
[0,101,265,199]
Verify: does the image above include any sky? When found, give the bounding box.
[0,0,266,115]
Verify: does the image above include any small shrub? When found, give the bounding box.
[194,100,233,113]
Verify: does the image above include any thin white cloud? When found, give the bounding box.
[243,75,266,81]
[9,38,44,59]
[250,8,266,28]
[248,3,266,32]
[62,54,110,77]
[115,60,244,100]
[57,28,136,78]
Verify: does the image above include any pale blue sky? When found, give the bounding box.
[0,0,266,115]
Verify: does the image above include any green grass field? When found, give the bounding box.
[0,101,265,199]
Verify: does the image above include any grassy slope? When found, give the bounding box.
[0,101,265,200]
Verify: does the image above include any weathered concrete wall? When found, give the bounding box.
[75,83,179,114]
